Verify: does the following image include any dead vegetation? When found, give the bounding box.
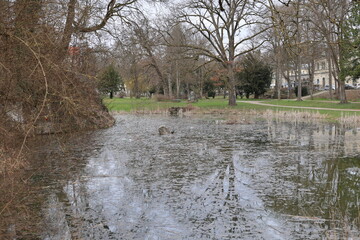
[0,0,125,175]
[263,109,328,123]
[340,113,360,127]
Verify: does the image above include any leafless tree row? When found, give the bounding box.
[267,0,357,103]
[0,0,358,163]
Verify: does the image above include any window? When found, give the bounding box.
[321,62,326,70]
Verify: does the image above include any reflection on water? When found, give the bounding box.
[2,115,360,239]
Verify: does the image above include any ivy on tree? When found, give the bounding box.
[98,65,123,99]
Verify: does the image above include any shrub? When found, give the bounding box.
[208,91,216,98]
[294,86,309,97]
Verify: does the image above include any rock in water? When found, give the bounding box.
[159,126,174,135]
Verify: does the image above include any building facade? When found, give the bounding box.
[272,58,358,90]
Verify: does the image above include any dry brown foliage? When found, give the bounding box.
[0,1,117,175]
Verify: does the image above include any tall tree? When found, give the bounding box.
[267,0,306,100]
[98,64,123,99]
[177,0,270,106]
[306,0,353,103]
[131,17,168,95]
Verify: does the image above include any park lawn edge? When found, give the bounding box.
[103,97,360,124]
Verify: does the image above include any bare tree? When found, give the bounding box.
[129,16,170,95]
[164,23,211,99]
[306,0,352,103]
[166,24,188,98]
[57,0,137,60]
[268,0,307,100]
[0,0,140,172]
[177,0,270,105]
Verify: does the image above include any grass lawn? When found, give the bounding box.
[312,97,360,102]
[261,99,360,110]
[103,97,360,121]
[254,99,360,119]
[104,97,187,112]
[104,97,263,112]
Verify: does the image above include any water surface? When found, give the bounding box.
[2,114,360,239]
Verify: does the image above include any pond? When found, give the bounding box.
[1,114,360,239]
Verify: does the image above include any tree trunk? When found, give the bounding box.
[275,64,281,100]
[274,38,281,100]
[327,51,333,99]
[58,0,76,61]
[284,70,291,99]
[186,83,190,99]
[338,44,347,104]
[176,61,180,98]
[338,24,348,104]
[338,82,347,104]
[296,60,302,101]
[296,0,302,101]
[309,60,315,100]
[134,77,140,99]
[168,73,172,98]
[199,67,203,99]
[227,64,237,106]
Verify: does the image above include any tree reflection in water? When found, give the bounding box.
[1,115,359,239]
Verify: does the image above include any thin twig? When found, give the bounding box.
[11,35,49,161]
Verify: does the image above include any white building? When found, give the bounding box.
[272,58,358,90]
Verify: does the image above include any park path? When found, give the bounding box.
[237,100,360,112]
[301,90,328,100]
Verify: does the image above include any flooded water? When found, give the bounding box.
[2,114,360,239]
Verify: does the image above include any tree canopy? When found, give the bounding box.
[98,65,123,99]
[236,54,272,99]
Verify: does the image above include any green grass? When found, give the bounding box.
[103,97,360,121]
[235,101,359,120]
[261,99,360,109]
[104,97,274,112]
[312,97,360,102]
[251,99,360,120]
[104,97,187,112]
